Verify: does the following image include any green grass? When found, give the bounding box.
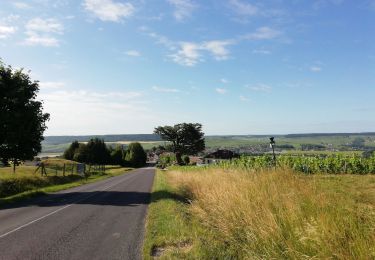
[143,167,375,259]
[143,170,202,259]
[0,165,133,206]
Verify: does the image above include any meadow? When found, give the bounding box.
[144,167,375,259]
[0,159,132,204]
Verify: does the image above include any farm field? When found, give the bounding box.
[205,134,375,150]
[41,133,375,156]
[144,167,375,259]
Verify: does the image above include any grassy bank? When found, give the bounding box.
[144,167,375,259]
[0,165,133,205]
[143,170,202,259]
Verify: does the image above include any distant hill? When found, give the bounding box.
[41,132,375,155]
[43,134,162,144]
[43,132,375,144]
[283,132,375,138]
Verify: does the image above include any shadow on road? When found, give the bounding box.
[0,190,186,210]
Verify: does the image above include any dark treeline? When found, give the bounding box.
[63,138,147,168]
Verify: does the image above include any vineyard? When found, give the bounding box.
[218,154,375,174]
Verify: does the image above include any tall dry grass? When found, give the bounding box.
[168,168,375,259]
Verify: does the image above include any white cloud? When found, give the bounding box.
[125,50,141,57]
[203,40,233,60]
[167,0,196,21]
[215,88,227,94]
[39,81,65,89]
[152,86,180,93]
[220,78,228,83]
[83,0,135,22]
[252,49,271,55]
[13,2,30,9]
[247,83,272,92]
[26,18,63,34]
[147,31,176,50]
[24,33,59,47]
[0,15,19,39]
[38,89,149,135]
[229,0,258,16]
[170,42,201,66]
[170,40,233,66]
[310,66,322,72]
[23,18,64,47]
[0,25,17,39]
[245,27,282,40]
[239,95,250,102]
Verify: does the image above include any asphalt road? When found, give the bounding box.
[0,167,155,260]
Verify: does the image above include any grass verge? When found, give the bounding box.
[143,170,203,259]
[0,165,133,206]
[143,167,375,259]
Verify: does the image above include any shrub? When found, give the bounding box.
[156,153,176,168]
[182,155,190,165]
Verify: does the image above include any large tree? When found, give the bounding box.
[154,123,205,164]
[125,142,147,168]
[84,138,110,165]
[63,140,80,160]
[0,61,50,172]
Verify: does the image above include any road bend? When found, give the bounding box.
[0,167,155,260]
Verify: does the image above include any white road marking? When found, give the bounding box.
[0,171,141,239]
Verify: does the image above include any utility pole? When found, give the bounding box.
[270,137,276,170]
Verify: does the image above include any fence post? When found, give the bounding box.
[63,163,66,176]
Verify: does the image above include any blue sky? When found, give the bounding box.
[1,0,374,135]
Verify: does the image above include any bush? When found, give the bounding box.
[110,146,125,165]
[156,153,176,168]
[63,141,79,160]
[182,155,190,165]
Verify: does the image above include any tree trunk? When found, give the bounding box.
[175,152,183,165]
[13,159,17,173]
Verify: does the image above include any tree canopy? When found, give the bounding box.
[125,142,147,168]
[64,138,110,165]
[0,61,50,171]
[154,123,205,164]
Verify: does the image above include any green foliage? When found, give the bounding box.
[0,61,50,170]
[72,143,88,162]
[157,153,177,168]
[63,140,79,160]
[301,144,326,151]
[352,137,366,148]
[125,142,147,167]
[64,138,111,165]
[217,154,375,174]
[154,123,205,164]
[110,145,125,166]
[182,155,190,165]
[85,138,110,165]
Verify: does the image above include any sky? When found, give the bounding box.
[0,0,374,136]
